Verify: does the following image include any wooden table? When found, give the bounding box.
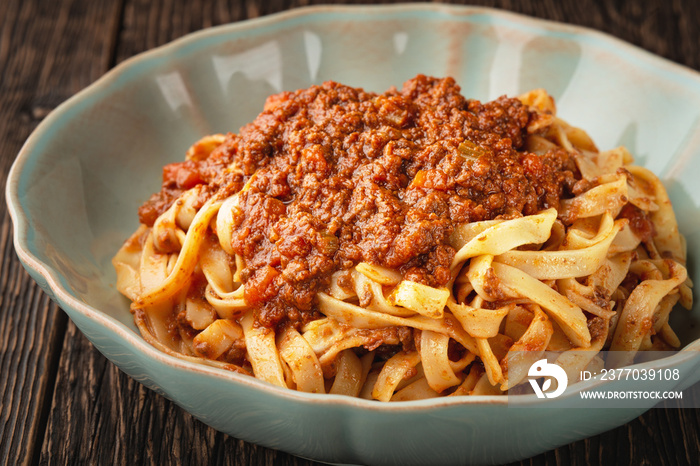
[2,1,699,464]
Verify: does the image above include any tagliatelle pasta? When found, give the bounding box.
[114,76,692,399]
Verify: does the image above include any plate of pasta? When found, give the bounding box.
[7,4,700,465]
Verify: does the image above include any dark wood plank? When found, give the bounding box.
[0,212,66,466]
[0,0,123,465]
[1,0,697,465]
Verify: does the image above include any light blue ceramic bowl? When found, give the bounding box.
[7,5,700,465]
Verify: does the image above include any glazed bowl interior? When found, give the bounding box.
[7,4,700,465]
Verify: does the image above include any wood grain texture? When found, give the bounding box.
[0,1,121,465]
[0,0,698,465]
[0,213,66,466]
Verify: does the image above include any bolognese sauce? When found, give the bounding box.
[139,75,579,329]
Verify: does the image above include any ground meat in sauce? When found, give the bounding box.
[139,75,579,329]
[618,203,656,242]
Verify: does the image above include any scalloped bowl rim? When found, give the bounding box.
[6,3,700,414]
